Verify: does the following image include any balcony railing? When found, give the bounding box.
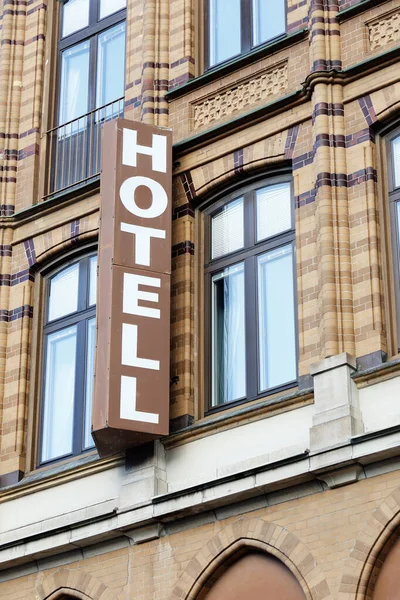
[44,97,124,198]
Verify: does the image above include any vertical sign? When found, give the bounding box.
[92,118,172,457]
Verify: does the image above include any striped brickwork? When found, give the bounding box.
[0,0,400,597]
[0,0,398,476]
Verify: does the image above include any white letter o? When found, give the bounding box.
[120,176,168,219]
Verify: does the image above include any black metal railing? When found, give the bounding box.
[44,97,124,198]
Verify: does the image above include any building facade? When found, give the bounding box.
[1,0,400,598]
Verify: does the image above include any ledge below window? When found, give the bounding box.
[166,29,308,102]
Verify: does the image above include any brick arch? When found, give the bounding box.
[338,486,400,600]
[20,211,99,271]
[168,518,332,600]
[26,568,114,600]
[179,127,300,204]
[368,82,400,126]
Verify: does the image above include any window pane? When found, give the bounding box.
[211,197,244,259]
[96,23,126,109]
[41,326,77,462]
[89,256,98,306]
[100,0,126,19]
[48,263,79,322]
[258,245,296,391]
[212,263,246,406]
[393,136,400,189]
[256,182,292,242]
[59,40,90,124]
[252,0,286,46]
[84,318,96,449]
[62,0,89,38]
[209,0,241,66]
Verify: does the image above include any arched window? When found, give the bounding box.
[38,253,97,465]
[203,175,297,411]
[203,552,306,600]
[387,128,400,352]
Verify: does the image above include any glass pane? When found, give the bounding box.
[256,182,292,242]
[393,136,400,189]
[59,40,90,124]
[211,197,244,259]
[211,263,246,406]
[48,263,79,322]
[84,318,96,449]
[41,326,77,462]
[209,0,241,66]
[252,0,286,46]
[258,245,296,391]
[96,23,126,110]
[397,202,400,248]
[100,0,126,19]
[62,0,89,38]
[89,256,98,306]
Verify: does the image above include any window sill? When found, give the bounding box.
[0,177,100,227]
[205,380,298,416]
[166,29,308,102]
[352,355,400,387]
[0,451,124,500]
[163,385,313,450]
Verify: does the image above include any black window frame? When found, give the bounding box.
[203,175,298,414]
[57,0,127,126]
[387,126,400,353]
[46,0,127,196]
[38,253,97,467]
[204,0,287,70]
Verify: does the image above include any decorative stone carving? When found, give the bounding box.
[192,62,288,130]
[368,10,400,50]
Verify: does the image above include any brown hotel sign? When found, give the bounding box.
[92,118,172,457]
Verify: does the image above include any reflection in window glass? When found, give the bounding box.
[59,41,90,124]
[212,197,244,259]
[258,245,296,391]
[62,0,89,38]
[394,136,400,189]
[256,182,292,242]
[209,0,241,66]
[89,256,98,306]
[212,263,246,405]
[48,263,79,322]
[96,23,126,111]
[252,0,286,46]
[41,326,77,462]
[84,318,96,449]
[100,0,126,19]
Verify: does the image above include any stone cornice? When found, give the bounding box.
[3,430,400,575]
[303,44,400,96]
[337,0,390,22]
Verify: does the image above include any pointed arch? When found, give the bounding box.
[25,568,114,600]
[338,485,400,600]
[168,517,332,600]
[201,550,306,600]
